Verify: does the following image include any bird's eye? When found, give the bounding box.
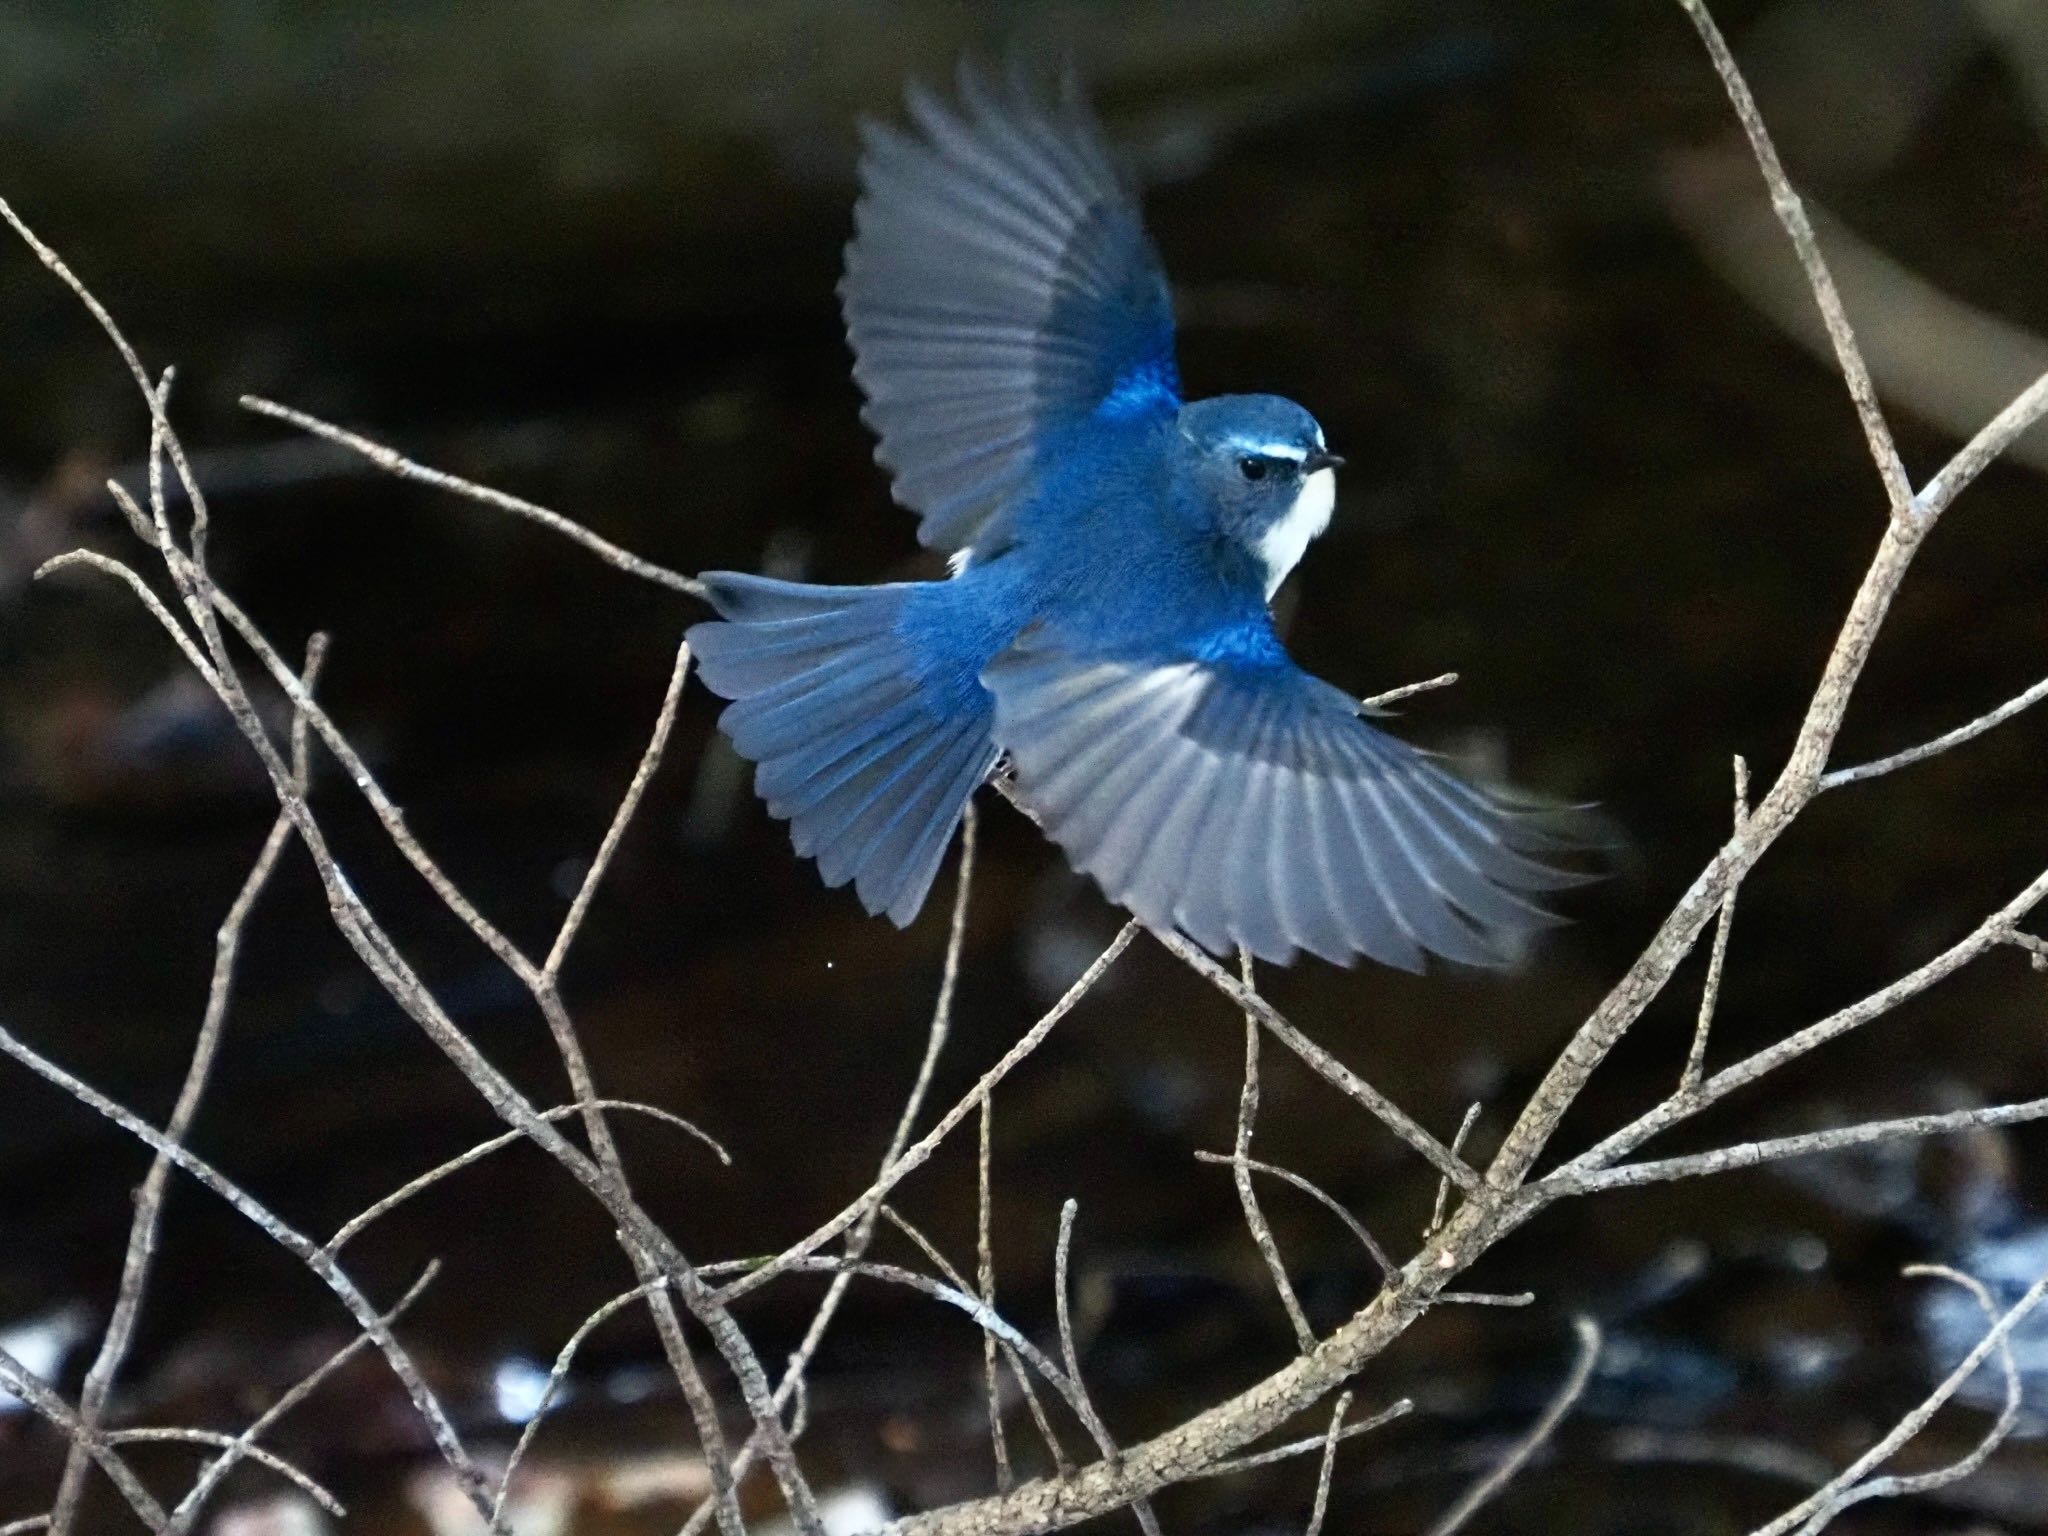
[1237,456,1268,482]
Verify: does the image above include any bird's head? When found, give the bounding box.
[1176,395,1344,597]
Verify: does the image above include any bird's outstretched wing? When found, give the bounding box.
[842,60,1180,554]
[985,642,1578,969]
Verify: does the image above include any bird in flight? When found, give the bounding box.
[689,62,1575,967]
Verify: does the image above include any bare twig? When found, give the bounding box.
[1360,672,1458,711]
[1553,1093,2048,1197]
[49,637,324,1536]
[719,924,1138,1304]
[0,1346,168,1533]
[167,1264,439,1535]
[0,1028,489,1520]
[1673,0,1913,515]
[979,1094,1015,1488]
[323,1100,728,1255]
[492,1281,671,1529]
[1428,1104,1483,1237]
[1193,1152,1393,1280]
[1422,1315,1601,1536]
[879,1207,1070,1477]
[1192,1399,1412,1482]
[1681,755,1749,1094]
[1749,1265,2041,1536]
[678,807,979,1536]
[1822,676,2048,790]
[1914,369,2048,519]
[1157,931,1480,1194]
[103,1431,339,1518]
[1234,949,1315,1351]
[239,395,705,597]
[1054,1203,1163,1536]
[1303,1390,1352,1536]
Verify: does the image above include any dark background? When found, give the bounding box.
[3,2,2047,1531]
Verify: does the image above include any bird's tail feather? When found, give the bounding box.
[689,573,996,926]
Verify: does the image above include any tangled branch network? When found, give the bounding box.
[5,4,2048,1533]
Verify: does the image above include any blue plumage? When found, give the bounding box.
[689,61,1572,966]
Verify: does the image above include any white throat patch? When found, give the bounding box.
[1254,467,1335,597]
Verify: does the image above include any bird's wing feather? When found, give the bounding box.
[986,641,1575,968]
[842,60,1180,554]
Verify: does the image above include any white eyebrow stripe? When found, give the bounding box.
[1231,441,1309,461]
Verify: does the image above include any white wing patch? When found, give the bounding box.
[1255,467,1336,597]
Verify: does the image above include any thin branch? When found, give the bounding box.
[103,1431,339,1518]
[1422,1315,1602,1536]
[879,1207,1070,1478]
[1682,755,1749,1094]
[1360,672,1458,711]
[167,1264,438,1535]
[323,1100,728,1255]
[1234,949,1315,1351]
[1914,368,2048,519]
[544,636,693,977]
[1054,1203,1163,1536]
[492,1281,670,1530]
[719,924,1137,1304]
[1428,1104,1482,1237]
[679,808,980,1536]
[238,395,705,598]
[1822,676,2048,790]
[49,636,323,1536]
[1749,1264,2042,1536]
[1673,0,1913,516]
[1303,1391,1352,1536]
[1552,1094,2048,1197]
[1191,1400,1413,1482]
[1193,1152,1393,1280]
[0,1028,489,1519]
[1155,931,1481,1194]
[979,1094,1015,1489]
[0,1347,169,1533]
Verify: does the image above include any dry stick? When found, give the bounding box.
[1053,1204,1163,1536]
[1428,1104,1482,1237]
[1555,1094,2048,1197]
[323,1099,727,1254]
[1674,0,1913,517]
[1359,672,1458,711]
[1234,949,1316,1351]
[879,1207,1071,1477]
[1822,675,2048,790]
[1302,1390,1352,1536]
[1192,1399,1411,1483]
[718,923,1138,1304]
[1751,1265,2042,1536]
[0,1348,168,1533]
[238,395,705,599]
[1422,1315,1602,1536]
[0,1519,53,1535]
[102,1432,338,1517]
[1681,755,1750,1095]
[523,638,755,1536]
[151,409,786,1525]
[493,1281,671,1530]
[0,1027,486,1515]
[979,1094,1015,1488]
[1912,369,2048,518]
[1156,931,1479,1193]
[1548,856,2048,1189]
[1194,1152,1394,1281]
[166,1263,439,1535]
[47,636,324,1536]
[678,808,980,1536]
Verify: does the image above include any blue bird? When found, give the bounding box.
[688,63,1574,967]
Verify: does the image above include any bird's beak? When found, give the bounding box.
[1304,450,1345,474]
